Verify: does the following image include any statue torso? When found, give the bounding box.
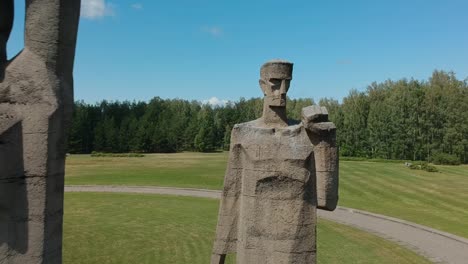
[230,119,317,263]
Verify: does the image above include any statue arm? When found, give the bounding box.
[313,126,339,211]
[302,106,339,211]
[211,130,243,263]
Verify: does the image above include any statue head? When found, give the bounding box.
[259,60,293,107]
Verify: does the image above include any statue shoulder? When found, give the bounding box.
[230,119,270,144]
[230,121,253,144]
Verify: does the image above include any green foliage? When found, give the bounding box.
[332,71,468,163]
[408,161,439,172]
[68,70,468,163]
[287,97,315,120]
[222,124,232,150]
[339,156,409,163]
[429,152,461,165]
[68,97,314,154]
[423,164,439,172]
[339,90,370,157]
[194,106,217,152]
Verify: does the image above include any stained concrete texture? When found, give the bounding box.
[0,1,80,263]
[211,61,339,264]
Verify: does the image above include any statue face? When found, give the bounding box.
[260,73,292,107]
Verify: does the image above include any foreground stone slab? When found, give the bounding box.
[211,60,339,264]
[0,1,80,263]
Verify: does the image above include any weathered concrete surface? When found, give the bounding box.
[65,185,468,264]
[211,61,339,264]
[0,1,80,263]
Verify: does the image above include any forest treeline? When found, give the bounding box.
[69,70,468,163]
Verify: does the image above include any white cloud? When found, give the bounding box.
[203,97,229,107]
[131,3,143,10]
[81,0,115,19]
[202,26,223,37]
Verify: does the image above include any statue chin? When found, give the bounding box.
[265,96,286,107]
[274,101,286,107]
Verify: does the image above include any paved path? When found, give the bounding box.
[66,185,468,264]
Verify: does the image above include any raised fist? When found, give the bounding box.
[301,105,336,135]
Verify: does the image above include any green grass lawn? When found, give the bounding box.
[65,153,468,238]
[339,161,468,238]
[66,153,227,189]
[63,192,430,264]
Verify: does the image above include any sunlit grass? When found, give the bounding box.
[63,193,430,264]
[65,153,468,237]
[66,153,227,189]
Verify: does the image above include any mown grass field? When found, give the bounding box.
[63,192,430,264]
[65,153,468,238]
[66,153,227,189]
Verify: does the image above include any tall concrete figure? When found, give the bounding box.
[211,60,339,264]
[0,1,80,263]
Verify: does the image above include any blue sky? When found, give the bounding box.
[7,0,468,105]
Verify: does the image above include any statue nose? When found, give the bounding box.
[280,80,287,95]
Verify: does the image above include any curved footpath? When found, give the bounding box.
[66,185,468,264]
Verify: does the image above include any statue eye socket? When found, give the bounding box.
[269,78,282,87]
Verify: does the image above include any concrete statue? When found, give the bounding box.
[0,0,81,263]
[211,60,339,264]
